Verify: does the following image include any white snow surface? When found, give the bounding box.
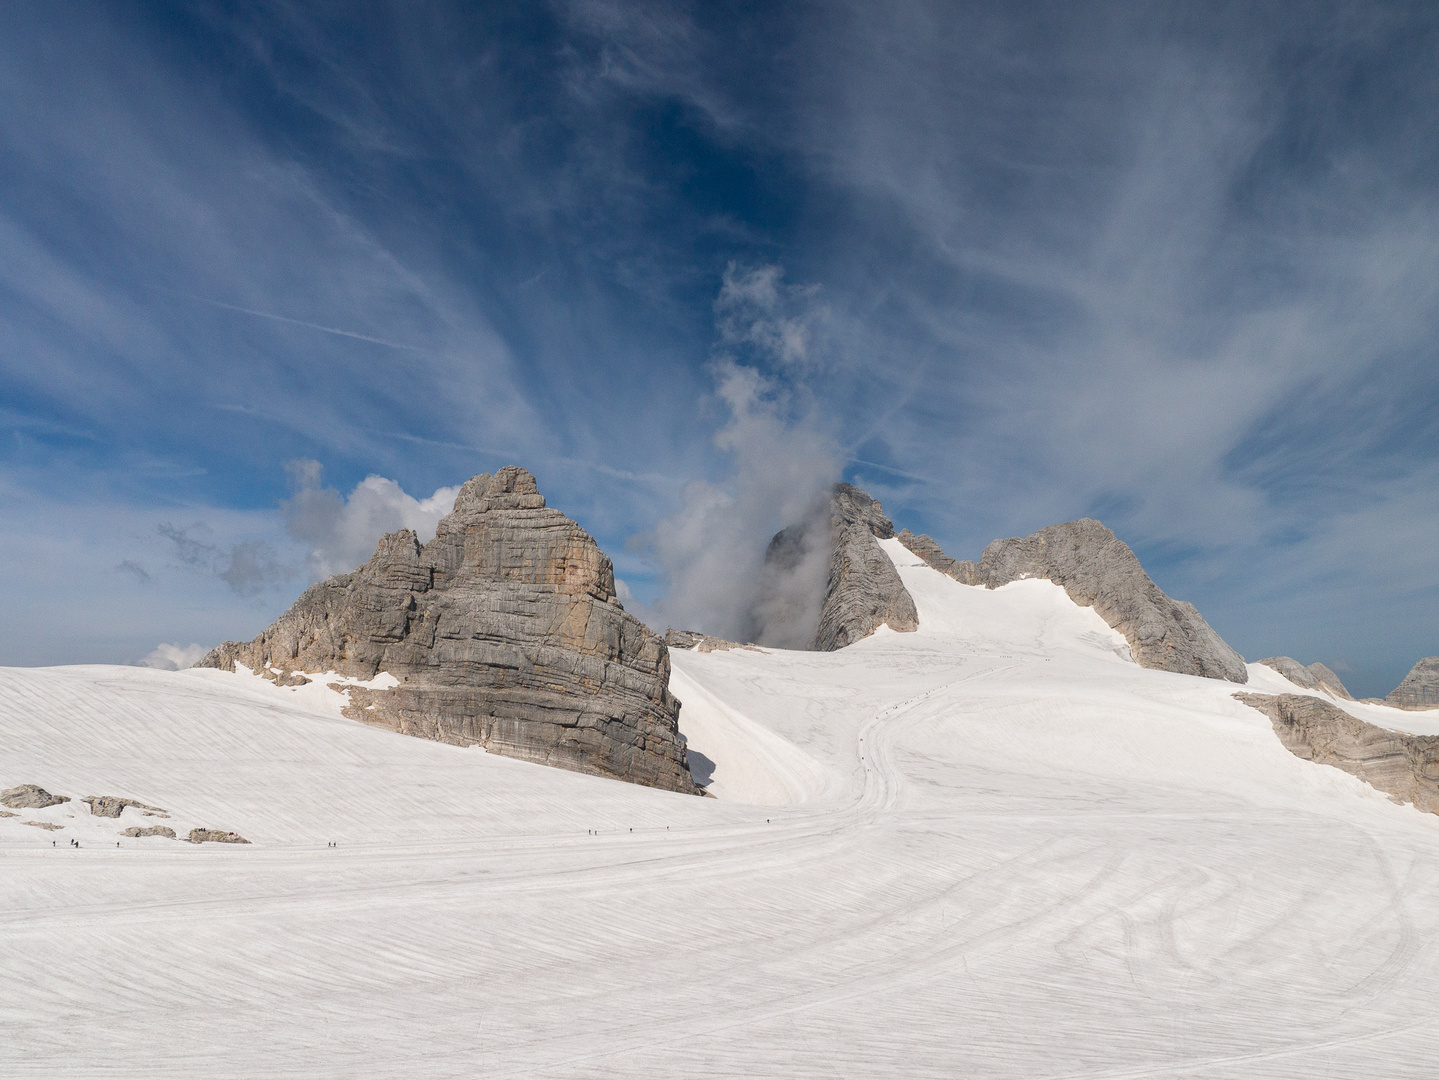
[5,536,1439,1076]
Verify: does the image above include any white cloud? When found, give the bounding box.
[138,642,210,670]
[283,461,461,578]
[642,267,841,644]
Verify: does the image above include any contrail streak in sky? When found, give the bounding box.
[162,289,428,352]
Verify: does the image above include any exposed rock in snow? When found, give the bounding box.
[663,629,758,653]
[24,820,64,831]
[894,529,983,585]
[1388,657,1439,710]
[188,828,250,844]
[810,485,919,651]
[121,825,176,838]
[1237,691,1439,813]
[899,518,1248,683]
[200,467,699,795]
[1258,657,1354,699]
[82,795,166,818]
[2,784,69,809]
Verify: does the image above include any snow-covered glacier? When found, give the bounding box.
[4,537,1439,1078]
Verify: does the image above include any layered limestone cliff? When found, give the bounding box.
[899,519,1248,683]
[1257,657,1354,699]
[1236,692,1439,814]
[201,467,698,794]
[1388,657,1439,710]
[810,485,919,651]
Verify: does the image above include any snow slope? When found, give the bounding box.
[5,538,1439,1077]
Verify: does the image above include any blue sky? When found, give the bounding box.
[1,1,1436,697]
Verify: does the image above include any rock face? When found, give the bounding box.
[82,796,166,818]
[1236,692,1439,814]
[2,784,69,809]
[808,485,919,652]
[899,519,1248,684]
[1257,657,1354,699]
[201,467,698,795]
[1388,657,1439,710]
[122,825,177,839]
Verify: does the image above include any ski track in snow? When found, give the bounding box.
[4,538,1439,1076]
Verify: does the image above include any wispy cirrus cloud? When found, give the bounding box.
[2,2,1436,697]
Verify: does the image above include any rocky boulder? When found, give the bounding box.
[188,829,250,844]
[201,467,699,795]
[899,519,1247,683]
[2,784,69,809]
[1237,692,1439,814]
[122,826,176,839]
[82,796,166,818]
[1388,657,1439,710]
[1257,657,1354,699]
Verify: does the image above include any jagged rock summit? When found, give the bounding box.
[201,467,699,794]
[1257,657,1353,699]
[1388,657,1439,710]
[896,518,1248,683]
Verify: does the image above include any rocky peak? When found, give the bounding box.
[829,483,896,539]
[809,485,918,651]
[201,467,697,794]
[1389,657,1439,710]
[1257,657,1354,700]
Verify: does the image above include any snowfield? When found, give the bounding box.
[5,538,1439,1077]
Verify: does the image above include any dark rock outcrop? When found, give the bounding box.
[1237,692,1439,814]
[188,829,250,844]
[82,796,166,818]
[898,519,1247,683]
[810,485,919,651]
[2,784,69,809]
[201,467,698,795]
[122,825,176,839]
[1257,657,1354,699]
[1388,657,1439,710]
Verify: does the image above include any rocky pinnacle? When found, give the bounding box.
[200,467,699,794]
[809,484,919,651]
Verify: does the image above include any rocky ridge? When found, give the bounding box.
[201,467,698,795]
[898,519,1248,683]
[1257,657,1353,699]
[1388,657,1439,710]
[1236,692,1439,814]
